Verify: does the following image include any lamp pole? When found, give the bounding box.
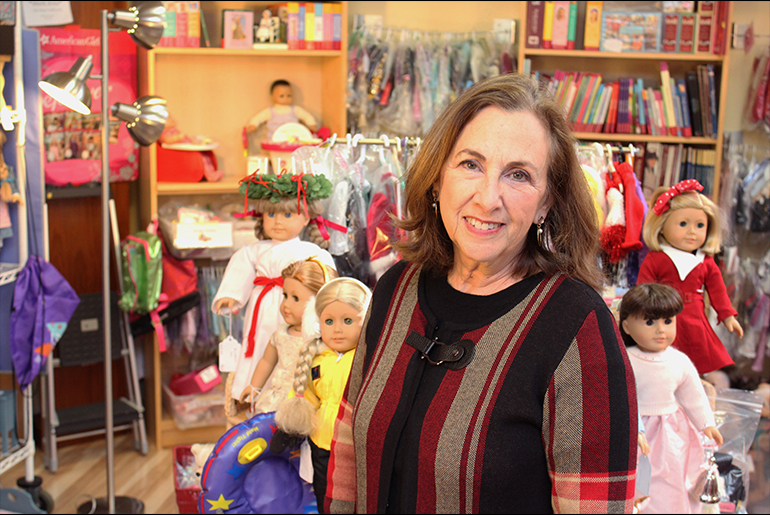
[99,9,115,514]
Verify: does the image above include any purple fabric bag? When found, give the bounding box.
[10,256,79,390]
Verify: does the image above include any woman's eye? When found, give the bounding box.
[506,169,529,181]
[460,159,479,171]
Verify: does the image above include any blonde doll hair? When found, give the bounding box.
[252,197,329,249]
[274,277,371,437]
[281,257,339,294]
[642,185,723,255]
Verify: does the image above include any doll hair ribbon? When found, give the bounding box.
[244,276,285,357]
[652,179,704,216]
[313,216,348,240]
[235,169,276,218]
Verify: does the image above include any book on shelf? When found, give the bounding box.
[676,79,693,137]
[658,144,670,188]
[304,2,315,50]
[636,78,647,134]
[695,12,714,53]
[566,1,578,49]
[542,1,555,48]
[551,1,571,49]
[298,3,306,49]
[332,3,342,50]
[669,77,683,137]
[706,63,718,138]
[659,62,677,136]
[632,142,647,184]
[697,65,712,137]
[604,80,621,133]
[287,2,299,49]
[600,11,661,53]
[581,76,603,131]
[685,71,703,137]
[314,3,324,50]
[573,0,587,50]
[583,0,603,50]
[642,141,662,198]
[526,1,545,48]
[662,13,680,52]
[697,1,716,14]
[663,1,695,12]
[678,13,696,53]
[712,0,729,55]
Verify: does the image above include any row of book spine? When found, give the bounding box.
[525,0,730,55]
[286,2,342,50]
[539,62,718,138]
[641,142,717,198]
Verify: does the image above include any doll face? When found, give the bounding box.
[320,300,363,353]
[271,85,293,106]
[262,210,308,241]
[622,314,677,353]
[661,207,708,253]
[280,277,314,328]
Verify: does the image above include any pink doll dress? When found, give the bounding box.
[627,345,714,514]
[637,244,737,374]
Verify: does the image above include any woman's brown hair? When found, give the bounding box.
[395,73,604,290]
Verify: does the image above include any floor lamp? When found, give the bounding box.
[38,2,167,514]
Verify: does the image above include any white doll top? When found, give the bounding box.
[627,345,715,431]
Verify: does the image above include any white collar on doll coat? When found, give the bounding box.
[661,244,706,281]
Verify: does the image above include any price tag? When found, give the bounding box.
[219,335,241,372]
[197,364,219,385]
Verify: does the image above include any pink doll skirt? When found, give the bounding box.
[641,409,709,514]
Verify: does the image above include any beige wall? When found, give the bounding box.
[347,1,524,33]
[723,1,770,148]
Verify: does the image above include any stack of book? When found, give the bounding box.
[157,1,202,48]
[537,61,718,138]
[641,142,717,198]
[525,1,730,55]
[285,2,343,50]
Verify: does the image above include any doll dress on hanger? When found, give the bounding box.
[637,244,737,375]
[251,323,305,414]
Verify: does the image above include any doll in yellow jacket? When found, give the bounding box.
[275,277,371,514]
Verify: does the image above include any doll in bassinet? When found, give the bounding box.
[236,258,338,424]
[637,179,744,375]
[212,172,336,422]
[619,283,723,514]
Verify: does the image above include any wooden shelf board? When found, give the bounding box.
[573,132,718,145]
[156,179,242,196]
[524,49,724,62]
[151,47,342,58]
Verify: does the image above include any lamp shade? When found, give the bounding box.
[108,1,166,50]
[38,55,93,115]
[111,96,168,146]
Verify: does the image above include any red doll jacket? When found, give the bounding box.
[637,246,736,374]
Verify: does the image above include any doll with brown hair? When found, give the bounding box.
[619,282,723,514]
[637,179,743,376]
[213,172,337,412]
[274,277,371,513]
[225,257,338,427]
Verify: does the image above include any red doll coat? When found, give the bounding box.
[637,248,736,375]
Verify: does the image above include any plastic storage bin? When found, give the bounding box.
[173,445,202,514]
[163,382,226,431]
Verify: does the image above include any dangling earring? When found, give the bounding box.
[431,191,439,217]
[536,217,545,248]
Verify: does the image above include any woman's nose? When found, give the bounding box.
[474,173,502,210]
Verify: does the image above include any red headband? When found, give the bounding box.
[652,179,703,216]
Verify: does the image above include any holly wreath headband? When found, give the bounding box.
[236,169,345,240]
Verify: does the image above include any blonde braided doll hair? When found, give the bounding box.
[252,197,330,249]
[274,277,371,437]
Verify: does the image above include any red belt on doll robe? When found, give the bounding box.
[245,276,284,358]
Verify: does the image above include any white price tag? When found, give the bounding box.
[197,364,219,385]
[218,336,241,372]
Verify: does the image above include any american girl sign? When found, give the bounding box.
[39,27,139,185]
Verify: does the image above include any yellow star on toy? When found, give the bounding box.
[207,494,234,511]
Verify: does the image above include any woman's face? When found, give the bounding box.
[262,210,308,241]
[437,107,551,275]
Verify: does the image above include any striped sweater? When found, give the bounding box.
[326,261,638,514]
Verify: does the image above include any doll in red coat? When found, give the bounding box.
[637,179,743,375]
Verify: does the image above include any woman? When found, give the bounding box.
[325,74,638,514]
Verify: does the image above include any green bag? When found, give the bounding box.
[119,231,163,315]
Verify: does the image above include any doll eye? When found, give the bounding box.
[292,295,299,302]
[664,318,674,325]
[697,222,706,229]
[344,318,354,325]
[678,221,687,228]
[284,213,293,219]
[282,292,288,299]
[267,212,276,218]
[644,319,654,326]
[324,318,334,326]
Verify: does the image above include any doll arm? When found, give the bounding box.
[246,108,272,132]
[703,257,739,325]
[722,315,744,338]
[241,340,279,402]
[636,253,662,285]
[292,105,318,132]
[212,246,259,314]
[638,432,650,455]
[675,355,718,432]
[703,426,724,447]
